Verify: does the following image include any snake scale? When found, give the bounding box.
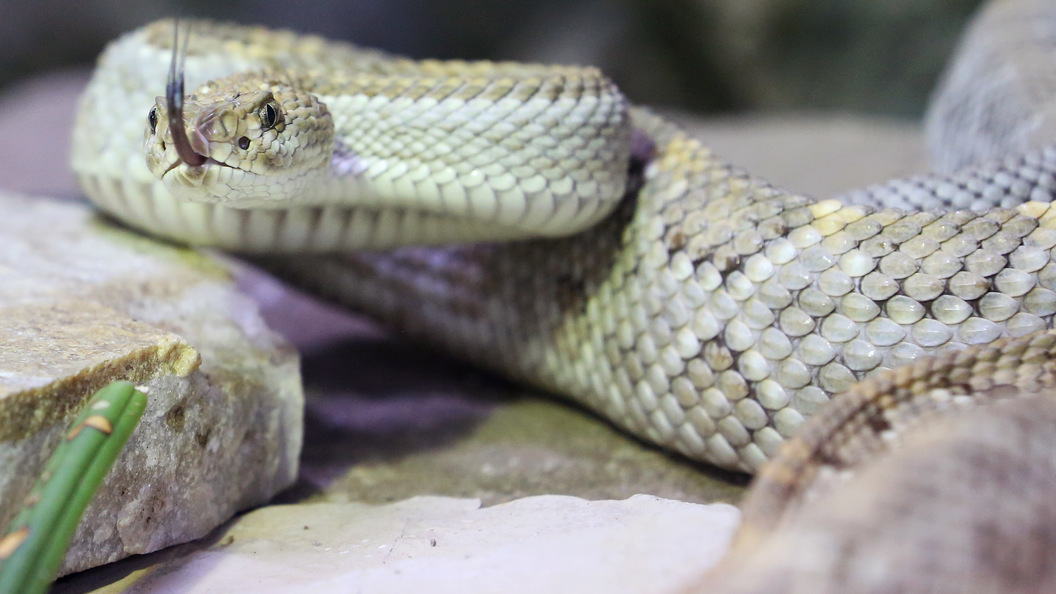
[70,0,1056,589]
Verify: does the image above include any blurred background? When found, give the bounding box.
[2,0,985,117]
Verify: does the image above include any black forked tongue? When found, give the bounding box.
[166,19,207,167]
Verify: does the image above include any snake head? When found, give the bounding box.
[144,71,335,206]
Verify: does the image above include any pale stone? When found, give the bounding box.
[53,496,740,594]
[0,192,303,576]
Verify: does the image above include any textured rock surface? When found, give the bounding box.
[0,192,303,575]
[53,495,739,594]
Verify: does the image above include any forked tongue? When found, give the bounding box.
[166,19,207,167]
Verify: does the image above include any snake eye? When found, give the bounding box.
[148,106,158,134]
[238,136,251,150]
[259,102,279,130]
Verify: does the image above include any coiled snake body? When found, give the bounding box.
[72,0,1056,588]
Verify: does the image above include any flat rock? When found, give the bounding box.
[0,191,303,575]
[54,495,740,594]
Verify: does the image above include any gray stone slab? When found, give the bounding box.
[53,496,740,593]
[0,193,303,575]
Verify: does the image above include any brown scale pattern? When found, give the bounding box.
[263,109,1056,473]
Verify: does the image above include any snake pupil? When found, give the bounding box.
[148,106,157,134]
[238,136,251,150]
[260,103,277,129]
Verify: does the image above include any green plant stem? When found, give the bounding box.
[0,381,148,594]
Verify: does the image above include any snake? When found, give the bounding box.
[69,0,1056,588]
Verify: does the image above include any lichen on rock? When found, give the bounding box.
[0,191,303,575]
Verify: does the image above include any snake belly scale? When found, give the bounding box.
[72,3,1056,475]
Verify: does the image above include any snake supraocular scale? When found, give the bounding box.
[72,1,1056,480]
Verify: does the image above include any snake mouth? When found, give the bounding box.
[162,154,232,177]
[158,119,238,183]
[158,153,242,199]
[168,120,208,168]
[160,113,236,177]
[159,108,240,179]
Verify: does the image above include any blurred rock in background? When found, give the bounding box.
[2,0,983,117]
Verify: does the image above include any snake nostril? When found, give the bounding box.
[238,136,250,150]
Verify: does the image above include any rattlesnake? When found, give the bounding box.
[71,0,1056,589]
